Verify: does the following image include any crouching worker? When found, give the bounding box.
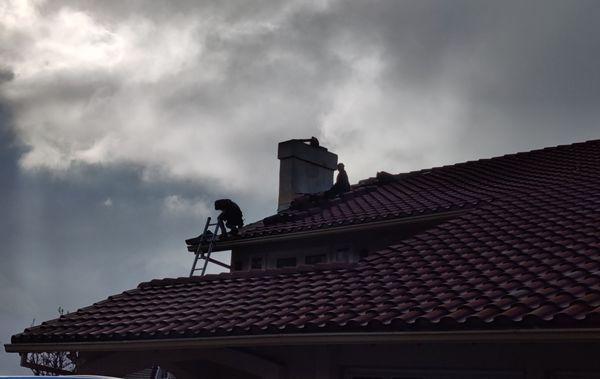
[185,199,244,245]
[215,198,244,236]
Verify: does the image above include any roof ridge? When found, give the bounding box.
[279,139,600,211]
[357,138,600,186]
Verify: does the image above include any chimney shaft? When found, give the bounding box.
[277,139,338,211]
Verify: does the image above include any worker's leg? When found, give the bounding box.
[226,220,239,235]
[218,218,228,237]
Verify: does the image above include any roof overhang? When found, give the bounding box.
[194,209,468,252]
[7,328,600,353]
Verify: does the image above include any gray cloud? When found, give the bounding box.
[0,69,14,84]
[2,0,600,373]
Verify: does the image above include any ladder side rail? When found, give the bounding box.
[199,243,214,276]
[198,222,220,259]
[189,217,212,277]
[200,221,224,276]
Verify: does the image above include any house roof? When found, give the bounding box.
[10,139,600,346]
[226,139,597,241]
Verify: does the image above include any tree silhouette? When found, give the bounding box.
[21,307,78,376]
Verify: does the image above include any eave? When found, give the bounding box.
[190,209,468,253]
[6,328,600,353]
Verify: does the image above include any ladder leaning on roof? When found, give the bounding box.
[189,217,230,277]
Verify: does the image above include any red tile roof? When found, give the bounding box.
[11,139,600,344]
[234,139,599,239]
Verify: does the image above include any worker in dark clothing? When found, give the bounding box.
[336,163,351,192]
[325,163,351,198]
[214,198,244,236]
[185,198,244,245]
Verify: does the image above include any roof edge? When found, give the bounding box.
[201,208,469,252]
[7,328,600,353]
[358,138,600,185]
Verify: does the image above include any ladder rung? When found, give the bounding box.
[206,257,230,269]
[189,217,228,277]
[192,257,230,270]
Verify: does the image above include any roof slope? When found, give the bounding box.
[238,139,599,239]
[11,139,600,345]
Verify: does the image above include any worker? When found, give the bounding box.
[214,198,244,236]
[185,198,244,245]
[325,163,351,198]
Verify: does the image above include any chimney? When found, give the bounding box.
[277,138,338,211]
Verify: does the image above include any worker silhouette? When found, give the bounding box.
[325,163,351,198]
[215,199,244,236]
[185,199,244,245]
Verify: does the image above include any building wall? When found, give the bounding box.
[254,342,600,379]
[81,341,600,379]
[230,218,445,272]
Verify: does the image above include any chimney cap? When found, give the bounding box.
[278,138,337,170]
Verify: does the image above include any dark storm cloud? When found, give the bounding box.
[2,0,600,373]
[0,89,34,374]
[0,69,14,84]
[308,0,600,163]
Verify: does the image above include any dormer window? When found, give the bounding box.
[276,257,297,268]
[250,256,263,270]
[305,254,326,265]
[335,246,351,262]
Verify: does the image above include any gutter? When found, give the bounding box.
[6,328,600,353]
[196,209,467,252]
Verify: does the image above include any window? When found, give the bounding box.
[305,254,326,265]
[335,247,350,262]
[250,257,263,270]
[276,257,297,268]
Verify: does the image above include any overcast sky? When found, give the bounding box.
[1,0,600,373]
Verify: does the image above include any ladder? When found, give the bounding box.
[189,217,231,277]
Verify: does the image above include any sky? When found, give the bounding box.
[1,0,600,373]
